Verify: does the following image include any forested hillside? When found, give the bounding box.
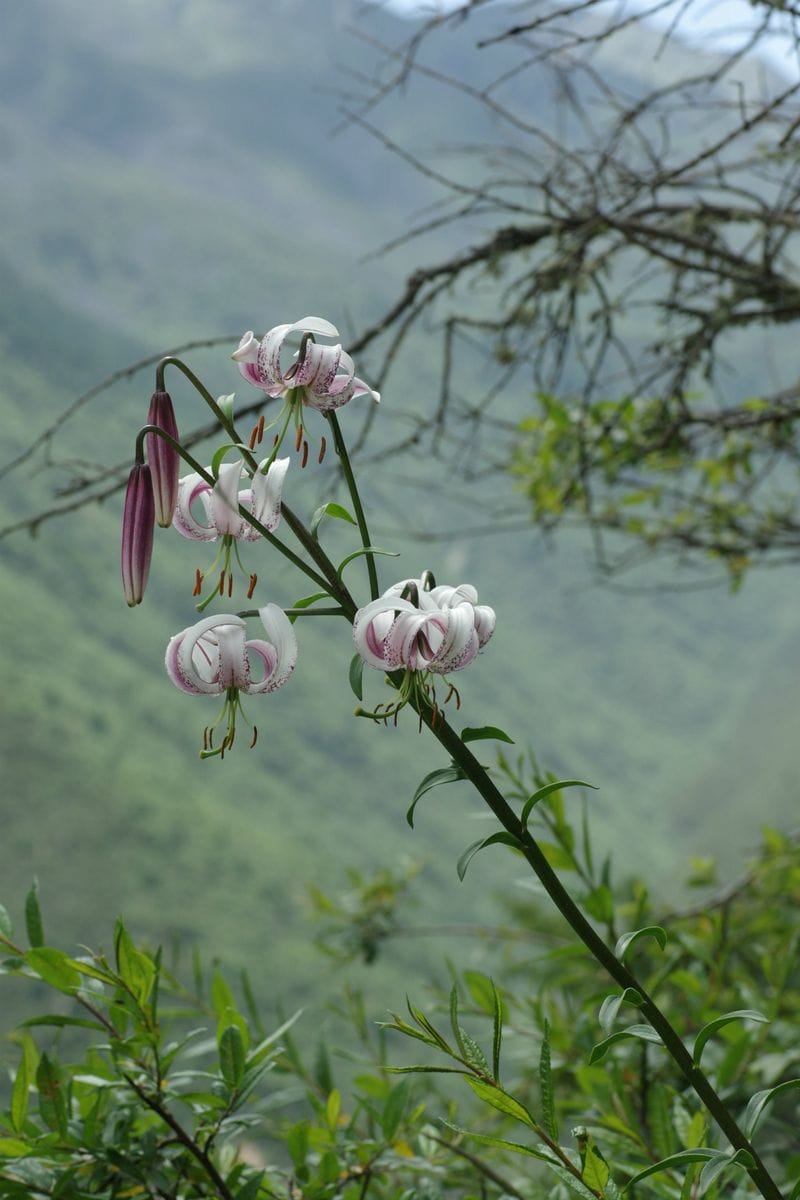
[0,0,796,1039]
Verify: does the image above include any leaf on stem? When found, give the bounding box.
[598,988,644,1033]
[24,881,44,949]
[742,1077,800,1137]
[337,546,399,578]
[348,653,364,701]
[521,781,597,830]
[407,766,466,827]
[310,502,357,539]
[614,925,667,961]
[539,1020,558,1142]
[456,832,523,881]
[692,1010,768,1067]
[460,726,515,746]
[589,1024,663,1064]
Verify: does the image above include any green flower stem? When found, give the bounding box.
[415,704,784,1200]
[136,425,331,595]
[326,411,380,601]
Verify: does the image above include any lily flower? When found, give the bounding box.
[172,457,289,543]
[121,462,155,607]
[165,604,298,757]
[232,317,380,413]
[353,577,496,725]
[145,390,180,527]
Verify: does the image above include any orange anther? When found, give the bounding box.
[295,425,304,452]
[250,726,258,749]
[318,436,327,464]
[193,568,203,596]
[257,414,265,443]
[247,573,258,599]
[301,440,309,468]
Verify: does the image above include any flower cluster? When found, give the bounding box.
[121,317,495,757]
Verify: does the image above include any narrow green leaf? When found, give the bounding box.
[467,1077,538,1129]
[291,591,330,611]
[463,971,498,1014]
[26,948,81,995]
[692,1010,768,1067]
[381,1080,409,1140]
[325,1087,341,1131]
[624,1149,718,1190]
[36,1053,67,1136]
[24,882,44,949]
[491,980,503,1083]
[235,1174,265,1200]
[441,1120,559,1162]
[337,546,399,577]
[598,988,644,1033]
[614,926,667,961]
[407,766,466,827]
[582,1141,610,1191]
[10,1051,30,1133]
[521,781,597,830]
[386,1064,468,1075]
[460,1030,489,1074]
[310,501,357,538]
[0,903,13,941]
[539,1020,558,1142]
[742,1077,800,1137]
[647,1083,676,1159]
[114,922,155,1006]
[457,832,522,881]
[348,653,364,702]
[0,1138,32,1157]
[697,1150,755,1196]
[544,1160,600,1200]
[21,1014,105,1031]
[219,1024,246,1090]
[461,726,515,746]
[589,1024,663,1064]
[449,985,466,1057]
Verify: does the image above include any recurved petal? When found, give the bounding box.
[172,474,218,541]
[209,460,246,536]
[247,456,289,537]
[430,603,479,674]
[353,596,418,670]
[474,604,496,647]
[169,614,247,695]
[251,603,298,693]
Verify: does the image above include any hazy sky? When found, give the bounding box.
[381,0,799,78]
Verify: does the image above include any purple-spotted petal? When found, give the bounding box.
[209,461,246,536]
[245,456,289,538]
[249,603,298,693]
[430,603,479,674]
[172,474,218,541]
[121,463,155,607]
[165,614,248,696]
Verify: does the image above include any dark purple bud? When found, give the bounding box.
[121,463,155,606]
[146,390,180,527]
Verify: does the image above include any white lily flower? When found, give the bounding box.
[354,578,495,677]
[165,605,298,757]
[233,316,380,413]
[172,457,289,543]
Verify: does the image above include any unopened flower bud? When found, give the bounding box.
[146,391,180,527]
[121,463,155,606]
